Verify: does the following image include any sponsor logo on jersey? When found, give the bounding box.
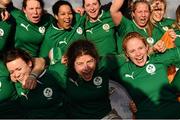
[125,72,134,79]
[69,78,78,86]
[102,23,110,32]
[162,26,169,31]
[146,37,154,46]
[21,92,28,100]
[20,23,30,31]
[146,64,156,75]
[93,76,102,87]
[43,87,53,98]
[86,28,93,34]
[0,28,4,36]
[76,27,83,34]
[59,38,67,45]
[39,26,45,34]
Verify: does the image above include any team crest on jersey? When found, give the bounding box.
[39,26,45,34]
[0,28,4,36]
[162,26,169,31]
[146,37,154,45]
[146,64,156,75]
[102,24,110,32]
[43,87,53,98]
[93,76,102,87]
[76,27,83,34]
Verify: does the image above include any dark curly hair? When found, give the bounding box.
[66,39,99,72]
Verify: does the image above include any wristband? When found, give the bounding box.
[29,72,38,79]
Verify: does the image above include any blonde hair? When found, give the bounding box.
[172,5,180,29]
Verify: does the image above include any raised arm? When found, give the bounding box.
[110,0,124,26]
[0,0,11,8]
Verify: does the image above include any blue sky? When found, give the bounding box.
[12,0,179,19]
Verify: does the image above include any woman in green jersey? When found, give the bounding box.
[149,1,179,82]
[4,0,54,57]
[4,48,67,119]
[149,0,177,44]
[49,39,127,119]
[0,6,22,119]
[116,32,180,118]
[81,0,124,56]
[1,0,54,89]
[111,0,166,54]
[150,0,175,30]
[39,0,86,65]
[0,60,22,118]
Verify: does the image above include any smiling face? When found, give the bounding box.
[151,1,165,23]
[55,4,73,29]
[125,37,149,67]
[6,58,32,83]
[23,0,43,24]
[132,2,150,28]
[83,0,101,22]
[74,54,96,81]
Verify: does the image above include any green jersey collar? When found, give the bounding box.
[89,10,104,23]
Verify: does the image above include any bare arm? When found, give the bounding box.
[110,0,124,26]
[22,57,46,89]
[0,0,11,8]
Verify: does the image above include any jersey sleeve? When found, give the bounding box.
[152,47,180,66]
[48,62,67,89]
[105,54,127,69]
[102,54,127,72]
[39,26,53,58]
[101,54,127,81]
[116,16,133,36]
[6,2,22,19]
[0,20,12,52]
[15,82,29,97]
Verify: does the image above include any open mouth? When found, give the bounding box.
[82,71,93,80]
[89,10,97,16]
[64,20,71,26]
[135,57,144,64]
[140,18,147,24]
[32,16,40,22]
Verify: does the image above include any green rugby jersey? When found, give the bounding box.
[117,16,164,54]
[9,6,54,57]
[0,60,21,118]
[39,13,86,65]
[156,18,175,29]
[0,60,17,102]
[0,20,13,52]
[15,69,66,118]
[48,55,125,119]
[85,10,117,56]
[116,47,180,118]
